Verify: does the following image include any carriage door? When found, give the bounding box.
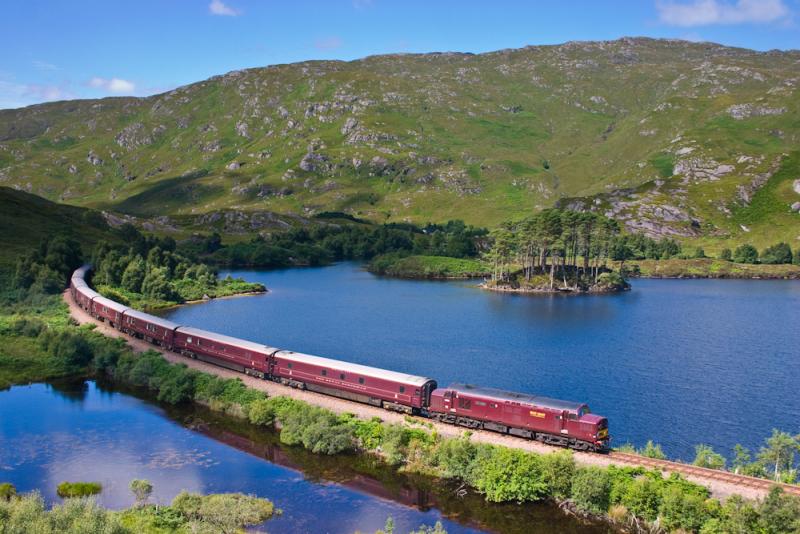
[560,410,569,434]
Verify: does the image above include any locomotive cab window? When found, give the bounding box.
[568,413,578,421]
[458,398,471,410]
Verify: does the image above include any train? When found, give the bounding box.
[70,266,610,452]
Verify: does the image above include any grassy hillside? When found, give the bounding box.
[0,187,118,276]
[1,37,799,248]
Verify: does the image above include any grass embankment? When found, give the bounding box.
[624,258,800,279]
[368,254,490,279]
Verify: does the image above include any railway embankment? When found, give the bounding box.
[64,290,797,502]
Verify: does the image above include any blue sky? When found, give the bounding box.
[2,0,799,109]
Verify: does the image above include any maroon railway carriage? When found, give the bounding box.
[91,295,129,329]
[72,279,99,312]
[271,349,437,414]
[429,383,609,451]
[121,309,180,349]
[173,326,275,378]
[70,266,99,312]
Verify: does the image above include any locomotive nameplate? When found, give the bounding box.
[529,411,546,418]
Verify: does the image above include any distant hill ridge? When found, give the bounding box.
[1,37,798,248]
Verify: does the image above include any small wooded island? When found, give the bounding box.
[481,210,630,293]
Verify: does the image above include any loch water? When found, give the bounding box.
[0,381,608,533]
[161,262,800,460]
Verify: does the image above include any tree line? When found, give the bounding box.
[180,219,487,269]
[719,242,799,265]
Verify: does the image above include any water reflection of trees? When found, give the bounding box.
[47,379,89,403]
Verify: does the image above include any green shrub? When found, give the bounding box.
[693,444,726,470]
[433,434,478,480]
[171,491,275,532]
[0,492,124,533]
[471,447,548,503]
[539,450,575,500]
[350,416,385,450]
[38,329,92,368]
[0,482,16,501]
[760,242,793,265]
[11,317,45,337]
[733,244,759,264]
[247,398,275,426]
[757,487,800,534]
[659,485,709,532]
[640,440,666,459]
[129,479,153,507]
[380,424,411,465]
[277,403,354,455]
[719,248,732,261]
[571,467,611,514]
[56,481,102,498]
[620,477,660,522]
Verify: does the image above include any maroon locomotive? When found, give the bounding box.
[429,383,609,451]
[271,349,437,414]
[69,266,610,452]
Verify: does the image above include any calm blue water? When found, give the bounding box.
[162,263,800,461]
[5,381,578,533]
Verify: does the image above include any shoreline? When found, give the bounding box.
[479,283,630,295]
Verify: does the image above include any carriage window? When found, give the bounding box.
[321,370,327,376]
[475,401,487,407]
[399,386,405,393]
[340,373,345,380]
[458,398,472,410]
[358,377,365,384]
[287,363,293,369]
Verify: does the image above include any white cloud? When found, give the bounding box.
[657,0,790,26]
[0,79,73,109]
[314,36,343,50]
[88,77,136,93]
[209,0,241,16]
[32,60,59,71]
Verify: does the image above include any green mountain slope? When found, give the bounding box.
[0,187,118,275]
[1,37,799,247]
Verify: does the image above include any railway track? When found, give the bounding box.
[610,451,800,497]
